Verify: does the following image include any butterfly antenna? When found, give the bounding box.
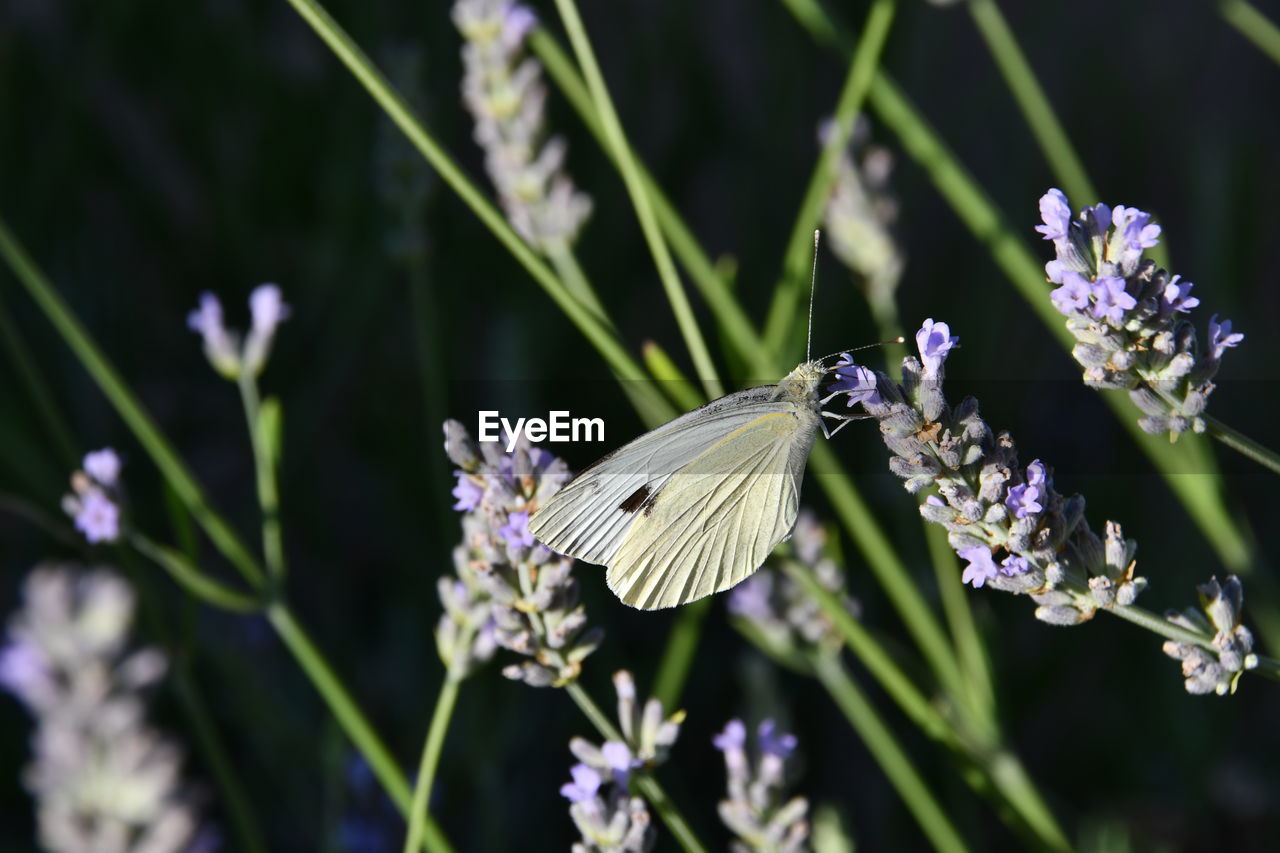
[807,230,820,363]
[815,337,907,365]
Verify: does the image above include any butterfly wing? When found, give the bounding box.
[529,386,787,567]
[606,409,818,609]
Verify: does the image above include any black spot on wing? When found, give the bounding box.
[619,485,650,513]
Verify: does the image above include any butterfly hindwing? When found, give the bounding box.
[606,410,817,609]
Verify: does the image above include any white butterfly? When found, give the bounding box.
[529,358,858,610]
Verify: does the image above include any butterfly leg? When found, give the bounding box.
[820,411,870,439]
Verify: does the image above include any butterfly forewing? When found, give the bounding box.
[528,387,784,564]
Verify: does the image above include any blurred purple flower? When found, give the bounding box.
[74,490,120,544]
[560,763,602,803]
[496,510,534,548]
[451,472,484,512]
[757,720,798,759]
[82,448,121,487]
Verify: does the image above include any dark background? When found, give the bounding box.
[1,0,1279,849]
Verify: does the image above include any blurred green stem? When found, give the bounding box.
[551,0,724,399]
[565,682,707,853]
[0,288,77,466]
[762,0,898,358]
[966,0,1172,272]
[651,597,711,710]
[172,663,269,853]
[529,29,775,380]
[268,602,455,853]
[811,652,967,853]
[781,560,1071,850]
[239,372,287,585]
[129,533,263,612]
[403,629,474,853]
[1219,0,1280,65]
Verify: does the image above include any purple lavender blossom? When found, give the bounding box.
[959,546,999,589]
[249,283,290,335]
[1207,315,1244,359]
[500,3,538,48]
[1050,270,1093,315]
[560,763,602,803]
[829,355,881,406]
[1160,275,1200,315]
[1001,554,1032,577]
[713,719,747,753]
[74,490,120,544]
[451,472,484,512]
[496,510,535,548]
[601,741,636,789]
[757,720,797,759]
[82,448,121,487]
[1005,483,1043,520]
[1035,188,1072,243]
[915,318,958,376]
[1112,205,1161,252]
[1025,459,1047,486]
[1090,276,1136,326]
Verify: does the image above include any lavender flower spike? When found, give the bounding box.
[834,320,1261,694]
[454,0,592,252]
[1033,189,1242,439]
[187,284,291,379]
[1,565,207,851]
[442,419,596,687]
[715,717,809,852]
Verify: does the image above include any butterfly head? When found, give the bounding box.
[776,360,826,406]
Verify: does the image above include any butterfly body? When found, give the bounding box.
[529,360,825,610]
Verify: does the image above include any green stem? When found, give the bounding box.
[544,239,613,332]
[564,682,707,853]
[172,664,269,853]
[780,561,1072,850]
[1204,415,1280,476]
[0,216,266,589]
[530,28,775,380]
[1220,0,1280,65]
[403,651,470,853]
[811,653,968,853]
[0,288,77,466]
[279,0,650,394]
[550,0,724,400]
[966,0,1171,273]
[267,602,456,853]
[129,533,262,613]
[239,372,288,584]
[651,598,711,710]
[808,445,968,701]
[0,492,80,547]
[762,0,898,358]
[923,517,995,728]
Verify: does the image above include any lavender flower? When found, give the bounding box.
[0,565,205,851]
[560,671,678,852]
[187,284,290,379]
[61,449,124,545]
[1162,576,1258,696]
[567,671,683,784]
[832,320,1261,694]
[832,319,1147,626]
[1035,188,1243,439]
[443,419,598,687]
[714,718,809,852]
[454,0,592,252]
[728,511,860,660]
